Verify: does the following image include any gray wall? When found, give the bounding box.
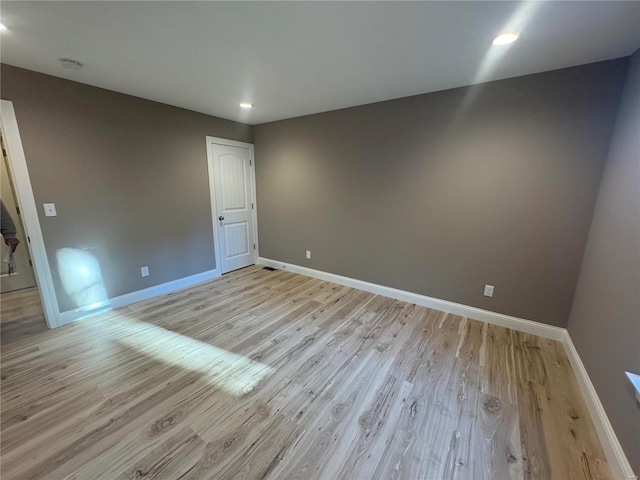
[254,59,629,327]
[567,50,640,475]
[1,64,252,313]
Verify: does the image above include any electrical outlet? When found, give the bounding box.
[306,250,311,259]
[141,266,149,277]
[483,284,494,297]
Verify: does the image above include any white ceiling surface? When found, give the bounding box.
[1,1,639,125]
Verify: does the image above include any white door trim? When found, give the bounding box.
[205,136,259,273]
[0,100,60,328]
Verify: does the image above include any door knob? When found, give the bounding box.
[218,216,225,221]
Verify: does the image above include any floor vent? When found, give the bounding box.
[262,266,277,271]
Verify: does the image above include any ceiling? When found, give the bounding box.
[1,1,639,125]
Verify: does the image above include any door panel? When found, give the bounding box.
[220,154,247,211]
[211,143,256,274]
[223,222,250,258]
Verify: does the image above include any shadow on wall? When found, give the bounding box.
[56,247,109,312]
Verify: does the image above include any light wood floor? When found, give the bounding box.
[1,266,610,480]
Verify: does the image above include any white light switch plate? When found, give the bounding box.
[43,203,57,217]
[141,266,149,277]
[483,285,495,297]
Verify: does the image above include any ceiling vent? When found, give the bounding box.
[58,57,83,70]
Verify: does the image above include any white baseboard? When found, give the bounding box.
[258,256,635,478]
[258,257,565,341]
[56,269,220,327]
[562,332,637,480]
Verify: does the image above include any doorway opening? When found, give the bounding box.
[1,99,59,329]
[1,133,36,292]
[0,133,47,336]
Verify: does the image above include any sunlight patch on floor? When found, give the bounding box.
[114,316,272,396]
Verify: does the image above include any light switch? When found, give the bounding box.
[43,203,57,217]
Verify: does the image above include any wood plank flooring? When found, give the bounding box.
[0,266,611,479]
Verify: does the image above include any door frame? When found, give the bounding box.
[205,136,259,274]
[1,100,59,328]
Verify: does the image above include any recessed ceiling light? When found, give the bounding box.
[239,103,254,109]
[0,23,7,32]
[492,32,520,46]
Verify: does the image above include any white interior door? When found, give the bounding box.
[210,141,256,274]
